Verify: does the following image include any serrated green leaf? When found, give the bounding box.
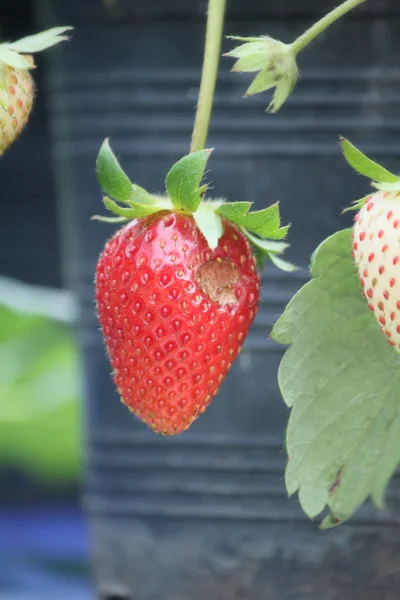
[7,26,73,53]
[96,139,133,203]
[103,196,160,219]
[241,204,284,238]
[193,204,223,250]
[271,229,400,525]
[166,149,212,212]
[216,201,251,221]
[341,138,399,183]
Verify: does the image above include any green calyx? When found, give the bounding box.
[224,36,298,113]
[0,27,73,70]
[95,138,295,272]
[341,137,400,212]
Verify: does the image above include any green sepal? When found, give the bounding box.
[6,26,73,54]
[216,201,252,221]
[91,215,128,224]
[340,138,399,183]
[165,149,212,212]
[218,202,288,239]
[0,26,73,70]
[103,196,161,219]
[193,204,223,251]
[244,229,296,272]
[341,194,372,214]
[96,138,134,203]
[372,180,400,193]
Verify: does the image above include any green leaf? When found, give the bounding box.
[103,196,160,219]
[6,26,73,53]
[271,229,400,526]
[193,204,223,250]
[96,138,133,203]
[165,149,212,212]
[341,138,399,183]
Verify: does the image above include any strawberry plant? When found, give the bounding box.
[94,0,399,527]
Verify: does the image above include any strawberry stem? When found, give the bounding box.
[290,0,367,56]
[190,0,226,154]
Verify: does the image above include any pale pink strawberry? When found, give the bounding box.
[0,56,34,155]
[353,190,400,350]
[0,26,72,155]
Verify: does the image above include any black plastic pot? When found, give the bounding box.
[38,1,400,598]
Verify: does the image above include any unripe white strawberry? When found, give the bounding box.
[0,26,72,156]
[0,56,34,155]
[353,190,400,351]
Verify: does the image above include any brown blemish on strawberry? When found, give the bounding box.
[378,301,384,311]
[195,258,239,305]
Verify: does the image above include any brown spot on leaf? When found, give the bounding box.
[195,258,239,305]
[328,466,344,496]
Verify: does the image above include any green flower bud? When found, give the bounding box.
[225,36,299,113]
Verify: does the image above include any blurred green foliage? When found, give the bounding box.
[0,303,81,481]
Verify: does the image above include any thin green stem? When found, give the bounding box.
[290,0,367,56]
[190,0,226,154]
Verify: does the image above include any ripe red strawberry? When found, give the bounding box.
[0,26,72,155]
[96,212,260,434]
[95,140,292,435]
[353,190,400,350]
